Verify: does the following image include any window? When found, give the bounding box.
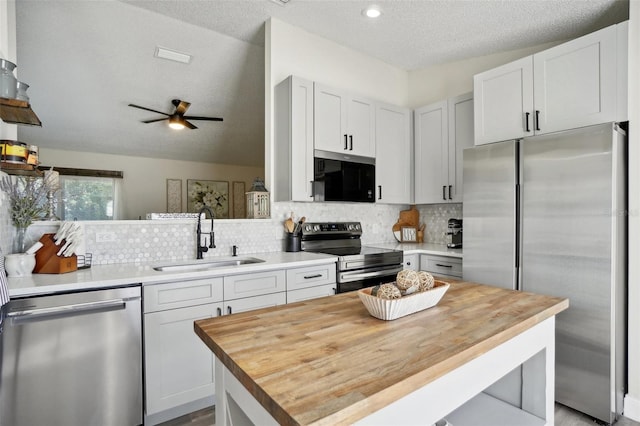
[58,176,120,220]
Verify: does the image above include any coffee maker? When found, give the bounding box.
[446,218,463,248]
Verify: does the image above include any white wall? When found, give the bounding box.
[625,1,639,421]
[40,147,264,220]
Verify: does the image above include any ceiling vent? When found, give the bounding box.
[154,46,192,64]
[269,0,291,6]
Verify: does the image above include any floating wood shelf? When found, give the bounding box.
[0,97,42,126]
[0,162,42,177]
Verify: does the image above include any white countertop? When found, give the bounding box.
[368,242,463,258]
[7,251,338,298]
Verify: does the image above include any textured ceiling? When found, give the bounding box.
[125,0,628,70]
[15,0,628,167]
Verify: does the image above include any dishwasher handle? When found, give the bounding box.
[7,298,130,322]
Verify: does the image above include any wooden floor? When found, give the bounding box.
[160,403,640,426]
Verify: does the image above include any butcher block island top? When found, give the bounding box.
[194,280,568,425]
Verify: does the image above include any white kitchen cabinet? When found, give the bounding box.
[286,263,337,302]
[474,22,626,145]
[274,75,314,202]
[375,102,412,203]
[403,253,419,271]
[223,270,286,300]
[420,254,462,279]
[287,285,336,303]
[473,56,533,145]
[447,93,474,202]
[144,278,224,421]
[415,92,473,204]
[224,292,286,314]
[314,83,375,157]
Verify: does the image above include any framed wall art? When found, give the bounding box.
[187,179,229,218]
[232,181,246,219]
[166,179,182,213]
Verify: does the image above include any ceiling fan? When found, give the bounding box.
[127,99,223,130]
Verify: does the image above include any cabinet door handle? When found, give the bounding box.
[525,112,530,132]
[309,181,314,198]
[227,306,232,315]
[217,307,222,316]
[442,186,446,200]
[349,135,353,151]
[304,274,322,279]
[535,110,541,131]
[344,134,348,150]
[448,185,452,200]
[332,288,337,294]
[435,263,453,268]
[406,261,411,266]
[378,185,382,200]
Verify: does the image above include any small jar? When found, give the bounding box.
[0,58,17,99]
[27,145,39,166]
[16,81,29,102]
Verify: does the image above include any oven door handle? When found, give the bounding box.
[339,265,402,283]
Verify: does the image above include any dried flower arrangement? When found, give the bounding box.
[0,174,55,228]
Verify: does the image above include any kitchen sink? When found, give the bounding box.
[153,257,265,272]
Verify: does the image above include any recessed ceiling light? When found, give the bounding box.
[362,6,381,18]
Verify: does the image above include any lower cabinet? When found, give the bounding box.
[144,302,221,418]
[403,254,419,271]
[420,254,462,279]
[143,262,337,424]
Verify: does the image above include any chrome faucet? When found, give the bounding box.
[196,206,216,259]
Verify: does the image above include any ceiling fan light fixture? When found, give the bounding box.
[169,116,185,130]
[362,6,382,18]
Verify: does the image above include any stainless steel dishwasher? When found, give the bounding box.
[0,285,142,426]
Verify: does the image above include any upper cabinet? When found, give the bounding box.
[375,102,412,204]
[314,83,376,158]
[274,76,315,202]
[415,93,473,204]
[474,22,628,145]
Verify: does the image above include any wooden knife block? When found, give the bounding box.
[34,233,77,274]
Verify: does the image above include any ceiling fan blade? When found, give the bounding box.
[172,99,191,115]
[183,116,223,122]
[184,120,198,130]
[128,104,169,116]
[141,117,168,124]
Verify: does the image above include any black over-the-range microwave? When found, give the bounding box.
[313,150,375,203]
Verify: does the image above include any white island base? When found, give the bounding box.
[214,316,556,426]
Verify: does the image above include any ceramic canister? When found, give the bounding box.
[0,58,17,99]
[1,140,28,164]
[4,254,36,277]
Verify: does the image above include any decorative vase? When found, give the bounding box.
[13,227,28,254]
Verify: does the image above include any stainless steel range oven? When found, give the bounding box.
[300,222,403,293]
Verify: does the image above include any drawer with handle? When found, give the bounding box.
[286,263,337,290]
[420,254,462,278]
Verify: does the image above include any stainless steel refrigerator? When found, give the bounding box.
[463,123,627,424]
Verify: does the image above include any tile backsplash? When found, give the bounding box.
[0,199,461,265]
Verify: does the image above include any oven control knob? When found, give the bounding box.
[348,224,355,231]
[304,224,312,232]
[313,225,320,232]
[354,223,361,230]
